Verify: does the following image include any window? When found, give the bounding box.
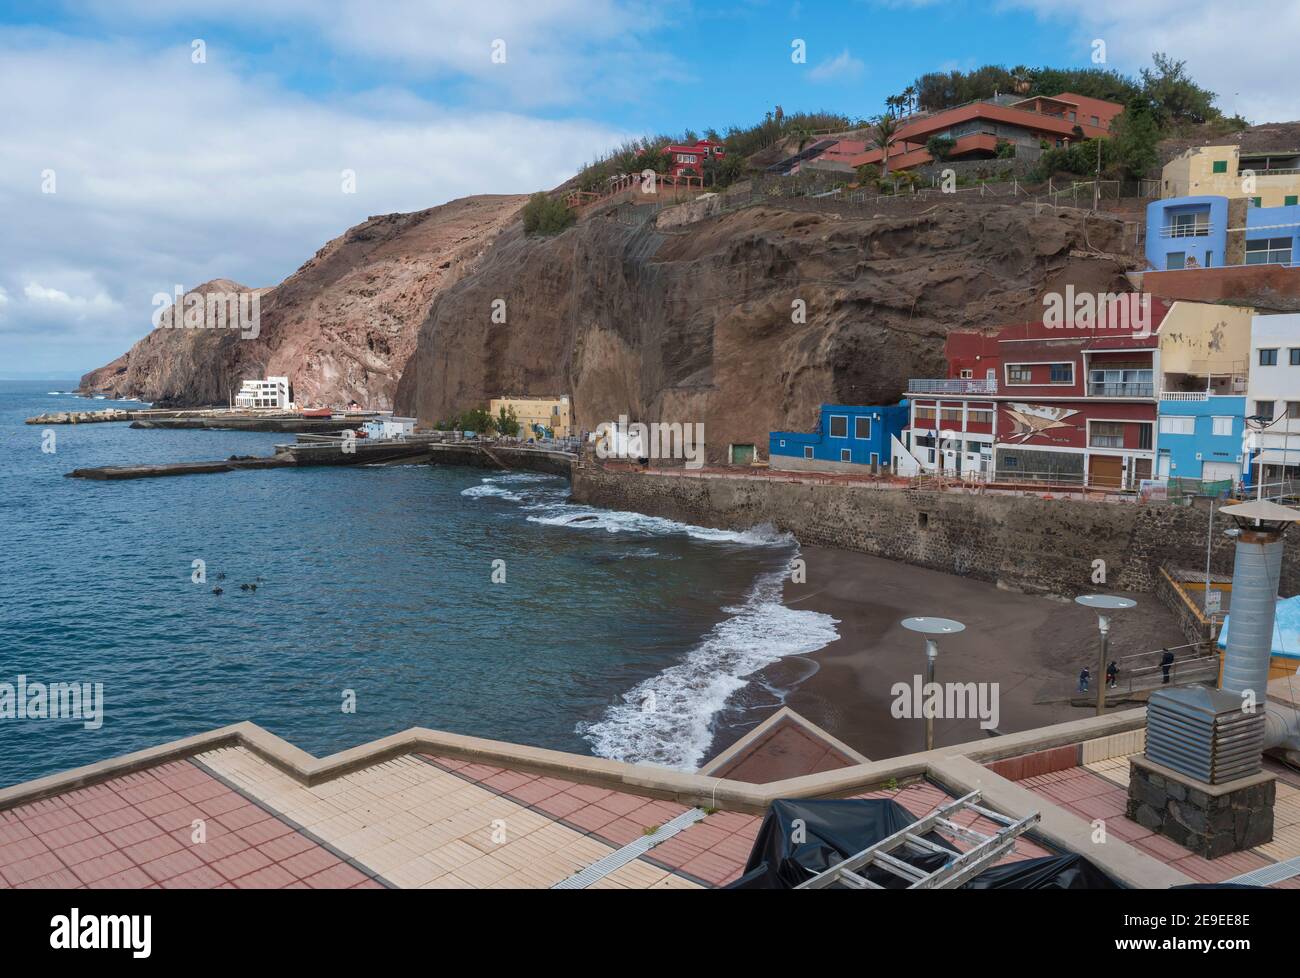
[1089,367,1153,397]
[1288,196,1299,207]
[1260,348,1279,366]
[1252,196,1263,208]
[1090,115,1099,126]
[1138,423,1153,450]
[1159,416,1194,435]
[854,416,871,440]
[1292,349,1300,366]
[1007,364,1032,383]
[1212,416,1233,437]
[1256,400,1276,420]
[1212,160,1228,173]
[803,446,813,459]
[915,407,936,421]
[968,409,994,425]
[1003,455,1019,468]
[1289,402,1300,420]
[779,439,786,447]
[841,448,851,462]
[1090,422,1125,448]
[829,415,848,438]
[1049,363,1073,384]
[959,368,973,379]
[1167,252,1186,270]
[939,408,963,423]
[1246,238,1293,265]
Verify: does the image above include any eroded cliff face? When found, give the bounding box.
[80,194,526,408]
[395,200,1139,460]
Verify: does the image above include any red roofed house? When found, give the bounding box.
[663,139,725,180]
[900,294,1172,489]
[839,92,1125,172]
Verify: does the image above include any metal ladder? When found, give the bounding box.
[796,790,1041,889]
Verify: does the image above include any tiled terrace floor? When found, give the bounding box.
[0,759,378,889]
[1016,754,1300,886]
[1,750,1080,889]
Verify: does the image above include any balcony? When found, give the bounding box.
[1089,382,1154,398]
[908,378,998,394]
[1159,391,1209,401]
[1159,223,1211,238]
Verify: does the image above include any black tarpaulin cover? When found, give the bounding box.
[725,797,1121,889]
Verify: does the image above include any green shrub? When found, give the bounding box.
[521,193,575,236]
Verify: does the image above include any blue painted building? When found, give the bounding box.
[770,402,909,470]
[1146,196,1300,271]
[1155,395,1247,487]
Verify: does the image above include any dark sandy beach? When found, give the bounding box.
[719,544,1188,762]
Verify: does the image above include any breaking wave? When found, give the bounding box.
[577,568,840,771]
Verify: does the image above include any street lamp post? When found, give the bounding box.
[1074,595,1136,716]
[901,616,966,750]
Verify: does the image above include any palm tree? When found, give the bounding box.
[902,85,917,117]
[871,114,901,179]
[1011,65,1032,95]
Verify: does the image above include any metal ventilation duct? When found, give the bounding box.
[1146,687,1265,784]
[1221,533,1284,699]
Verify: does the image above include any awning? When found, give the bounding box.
[1257,449,1300,466]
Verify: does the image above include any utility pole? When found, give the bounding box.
[1093,138,1101,212]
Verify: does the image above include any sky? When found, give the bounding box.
[0,0,1292,378]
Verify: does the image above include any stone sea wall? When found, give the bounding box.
[569,465,1300,597]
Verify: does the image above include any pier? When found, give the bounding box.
[65,435,577,480]
[28,406,378,433]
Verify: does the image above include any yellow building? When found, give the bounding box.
[1157,301,1254,394]
[489,395,572,440]
[1162,144,1300,207]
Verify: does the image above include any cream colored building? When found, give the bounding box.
[489,395,572,440]
[1162,144,1300,207]
[1157,301,1254,395]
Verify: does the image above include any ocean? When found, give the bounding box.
[0,381,838,788]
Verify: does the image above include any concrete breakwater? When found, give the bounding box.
[67,439,576,481]
[569,464,1289,597]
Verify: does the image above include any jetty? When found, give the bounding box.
[65,435,577,481]
[27,406,379,432]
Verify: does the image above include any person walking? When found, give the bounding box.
[1078,667,1090,693]
[1106,660,1119,689]
[1160,649,1175,684]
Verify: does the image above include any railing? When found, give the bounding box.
[1089,382,1154,398]
[1159,223,1211,238]
[907,378,998,394]
[1159,391,1209,401]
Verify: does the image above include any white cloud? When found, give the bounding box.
[78,0,682,108]
[808,49,866,84]
[0,30,628,371]
[1000,0,1300,122]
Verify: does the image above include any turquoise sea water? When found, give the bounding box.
[0,381,837,788]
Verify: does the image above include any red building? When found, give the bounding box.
[902,295,1172,489]
[663,139,725,179]
[830,93,1124,172]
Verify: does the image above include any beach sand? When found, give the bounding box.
[713,544,1189,762]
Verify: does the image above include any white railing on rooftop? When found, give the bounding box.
[1160,391,1210,401]
[908,378,998,394]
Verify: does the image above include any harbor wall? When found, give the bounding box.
[569,465,1300,597]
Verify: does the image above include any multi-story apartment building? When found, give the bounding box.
[900,295,1167,489]
[1145,194,1300,271]
[1161,144,1300,207]
[234,376,291,410]
[1244,313,1300,487]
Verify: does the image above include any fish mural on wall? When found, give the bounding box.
[1003,402,1079,443]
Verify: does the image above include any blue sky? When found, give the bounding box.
[0,0,1290,376]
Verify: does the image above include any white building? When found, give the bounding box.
[234,376,290,410]
[1244,314,1300,486]
[361,416,417,440]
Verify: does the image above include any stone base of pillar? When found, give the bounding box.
[1126,755,1274,859]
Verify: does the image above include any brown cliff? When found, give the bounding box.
[394,199,1140,460]
[80,194,526,408]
